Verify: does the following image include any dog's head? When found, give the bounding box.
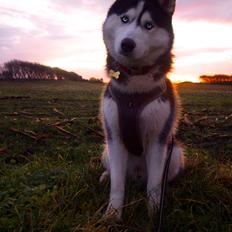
[103,0,176,68]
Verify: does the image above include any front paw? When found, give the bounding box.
[103,204,122,222]
[148,190,161,217]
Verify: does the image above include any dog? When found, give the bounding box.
[100,0,184,220]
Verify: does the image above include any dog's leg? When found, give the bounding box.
[104,140,128,220]
[168,143,185,181]
[145,142,167,213]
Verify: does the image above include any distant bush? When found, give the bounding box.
[200,74,232,84]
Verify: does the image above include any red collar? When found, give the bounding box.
[116,62,155,76]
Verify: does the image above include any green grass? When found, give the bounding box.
[0,80,231,232]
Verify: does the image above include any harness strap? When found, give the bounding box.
[108,83,167,156]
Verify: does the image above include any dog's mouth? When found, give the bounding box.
[114,50,149,68]
[115,54,141,68]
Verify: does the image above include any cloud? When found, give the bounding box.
[0,0,108,68]
[176,0,232,22]
[48,0,112,14]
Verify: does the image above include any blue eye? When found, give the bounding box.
[144,22,154,30]
[121,15,129,23]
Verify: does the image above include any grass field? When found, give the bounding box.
[0,80,231,232]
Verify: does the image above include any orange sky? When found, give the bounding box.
[0,0,231,83]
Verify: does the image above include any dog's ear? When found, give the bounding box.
[158,0,176,15]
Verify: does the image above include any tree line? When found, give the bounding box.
[0,60,83,81]
[200,74,232,84]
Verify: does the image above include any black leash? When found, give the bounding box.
[155,137,174,232]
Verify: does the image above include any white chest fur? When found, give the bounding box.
[140,98,170,147]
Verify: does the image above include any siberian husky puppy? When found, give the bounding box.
[100,0,184,220]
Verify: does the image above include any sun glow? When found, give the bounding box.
[174,20,232,50]
[172,20,232,82]
[169,73,200,83]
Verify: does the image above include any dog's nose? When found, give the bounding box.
[121,38,136,54]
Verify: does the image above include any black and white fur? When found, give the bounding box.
[100,0,184,220]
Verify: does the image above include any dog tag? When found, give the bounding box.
[109,70,120,79]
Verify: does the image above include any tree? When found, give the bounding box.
[1,60,83,81]
[0,65,3,79]
[89,77,103,83]
[200,74,232,84]
[52,68,82,81]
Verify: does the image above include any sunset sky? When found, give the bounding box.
[0,0,231,82]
